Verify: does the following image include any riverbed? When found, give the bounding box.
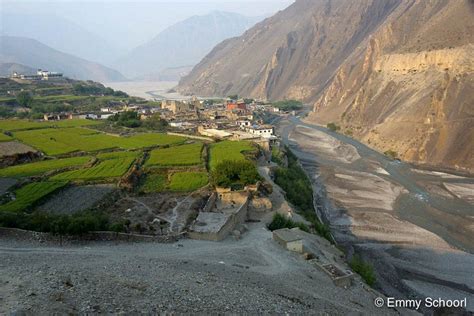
[276,115,474,312]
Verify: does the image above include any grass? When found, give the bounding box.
[267,213,310,232]
[0,133,12,142]
[141,173,167,193]
[145,143,203,167]
[350,255,376,286]
[51,157,136,181]
[0,181,68,213]
[209,140,254,170]
[0,119,101,131]
[14,127,185,155]
[169,172,208,191]
[0,156,91,178]
[96,151,141,160]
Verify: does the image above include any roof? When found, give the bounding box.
[272,228,303,243]
[190,212,230,233]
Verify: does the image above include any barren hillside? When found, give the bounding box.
[178,0,474,171]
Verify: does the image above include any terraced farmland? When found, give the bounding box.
[141,173,167,193]
[169,172,208,191]
[14,127,185,155]
[0,156,92,178]
[0,181,68,213]
[0,119,101,131]
[209,141,255,170]
[51,157,136,181]
[145,143,203,167]
[96,151,142,160]
[0,133,12,142]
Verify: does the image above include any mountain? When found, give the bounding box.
[115,11,261,79]
[0,12,123,65]
[178,0,474,172]
[0,36,126,82]
[0,63,36,77]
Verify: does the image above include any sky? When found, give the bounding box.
[1,0,293,49]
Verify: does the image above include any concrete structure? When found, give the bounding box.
[198,127,232,139]
[272,228,304,253]
[246,125,274,138]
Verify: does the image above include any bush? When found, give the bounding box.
[268,213,309,232]
[211,160,261,188]
[327,122,340,132]
[109,111,142,128]
[272,100,303,111]
[16,91,33,107]
[350,255,376,286]
[384,150,398,159]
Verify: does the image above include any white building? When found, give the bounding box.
[245,125,274,138]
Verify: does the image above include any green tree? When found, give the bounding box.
[16,91,33,107]
[211,160,261,188]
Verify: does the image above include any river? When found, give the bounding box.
[276,115,474,312]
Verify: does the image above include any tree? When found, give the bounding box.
[142,113,168,131]
[16,91,33,107]
[211,160,261,188]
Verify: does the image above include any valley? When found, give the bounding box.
[276,114,474,311]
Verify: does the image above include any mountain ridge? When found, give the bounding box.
[0,36,126,82]
[178,0,474,172]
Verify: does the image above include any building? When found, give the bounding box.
[245,125,274,138]
[226,101,247,111]
[272,228,304,253]
[237,120,252,129]
[43,113,72,121]
[11,69,63,81]
[161,100,196,114]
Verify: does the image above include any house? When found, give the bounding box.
[226,101,247,111]
[245,125,274,138]
[162,100,196,114]
[43,113,72,121]
[272,228,304,253]
[237,120,251,129]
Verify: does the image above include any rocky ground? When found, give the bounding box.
[0,224,404,315]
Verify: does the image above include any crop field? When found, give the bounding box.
[141,173,167,193]
[0,181,68,213]
[0,133,12,142]
[51,157,136,181]
[14,128,185,155]
[209,141,255,170]
[169,172,208,191]
[0,119,101,131]
[0,156,92,178]
[145,143,203,167]
[96,151,142,160]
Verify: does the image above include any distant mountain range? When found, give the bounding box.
[179,0,474,172]
[115,11,262,79]
[0,36,126,82]
[0,12,123,66]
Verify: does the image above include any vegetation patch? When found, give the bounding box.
[0,133,12,142]
[169,172,208,192]
[13,127,185,155]
[272,100,303,111]
[326,122,341,132]
[145,143,203,167]
[268,213,310,232]
[0,181,68,213]
[141,173,167,193]
[349,255,376,286]
[0,119,101,132]
[51,157,136,181]
[209,140,255,170]
[272,147,332,241]
[384,150,398,159]
[96,151,141,160]
[0,156,91,178]
[211,160,261,189]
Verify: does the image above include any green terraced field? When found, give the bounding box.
[0,156,91,178]
[0,119,101,131]
[14,127,185,155]
[141,173,167,193]
[145,143,203,167]
[209,141,255,170]
[51,157,136,181]
[0,133,12,142]
[96,151,142,160]
[169,172,208,192]
[0,181,68,213]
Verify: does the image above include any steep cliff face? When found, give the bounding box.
[310,0,474,171]
[178,0,402,101]
[179,0,474,171]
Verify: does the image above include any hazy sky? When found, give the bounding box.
[1,0,293,48]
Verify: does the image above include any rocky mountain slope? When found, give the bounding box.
[178,0,474,172]
[116,11,261,79]
[0,36,126,82]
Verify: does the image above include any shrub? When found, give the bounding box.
[211,160,261,188]
[327,122,340,132]
[268,213,310,232]
[350,255,376,286]
[272,100,303,111]
[384,150,398,159]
